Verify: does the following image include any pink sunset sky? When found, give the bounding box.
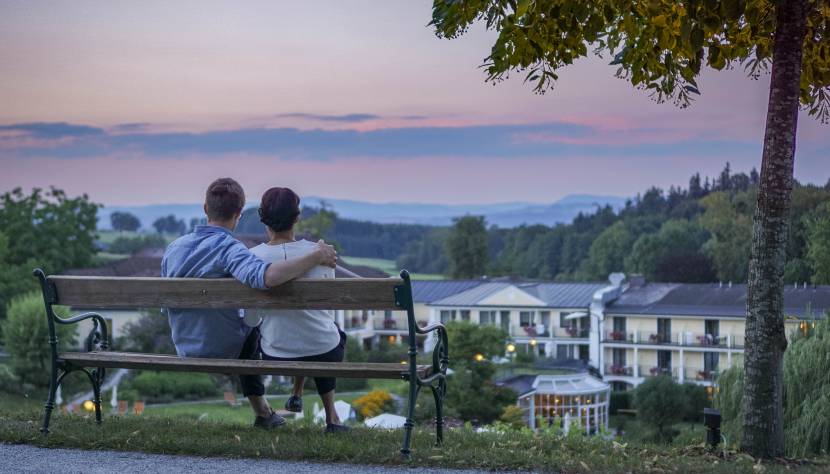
[1,0,828,206]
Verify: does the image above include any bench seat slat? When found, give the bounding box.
[59,351,429,380]
[49,276,404,310]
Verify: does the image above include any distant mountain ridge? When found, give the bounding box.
[97,194,628,230]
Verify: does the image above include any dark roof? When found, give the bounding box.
[430,281,606,308]
[607,283,830,319]
[496,374,537,397]
[410,280,485,303]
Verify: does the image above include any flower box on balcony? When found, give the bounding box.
[609,331,626,341]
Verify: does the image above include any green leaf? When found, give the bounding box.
[690,27,705,52]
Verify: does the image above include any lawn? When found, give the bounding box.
[142,392,369,425]
[341,257,444,280]
[1,406,827,473]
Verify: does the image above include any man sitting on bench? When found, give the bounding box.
[161,177,337,429]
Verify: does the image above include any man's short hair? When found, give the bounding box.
[205,178,245,221]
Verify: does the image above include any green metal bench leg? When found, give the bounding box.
[431,380,445,446]
[81,368,104,424]
[40,367,59,434]
[400,379,420,459]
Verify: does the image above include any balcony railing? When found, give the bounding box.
[640,365,678,378]
[603,331,744,349]
[373,318,409,331]
[604,364,634,376]
[605,331,634,342]
[514,324,551,338]
[684,367,719,381]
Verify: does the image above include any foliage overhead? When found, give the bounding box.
[431,0,830,121]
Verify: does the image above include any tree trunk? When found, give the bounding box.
[741,0,808,459]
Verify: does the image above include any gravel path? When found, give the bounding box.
[0,443,493,473]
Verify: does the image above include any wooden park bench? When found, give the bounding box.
[33,269,449,458]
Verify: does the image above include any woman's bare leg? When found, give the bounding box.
[320,390,340,425]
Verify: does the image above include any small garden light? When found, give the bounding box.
[474,353,485,362]
[82,400,95,412]
[529,339,537,346]
[506,343,516,353]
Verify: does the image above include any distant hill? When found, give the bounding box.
[97,194,628,230]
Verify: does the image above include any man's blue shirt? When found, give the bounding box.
[161,225,269,358]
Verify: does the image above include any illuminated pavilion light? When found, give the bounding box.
[506,343,516,353]
[82,400,95,412]
[529,339,537,347]
[387,335,396,344]
[400,360,408,365]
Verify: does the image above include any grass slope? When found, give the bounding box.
[1,406,827,473]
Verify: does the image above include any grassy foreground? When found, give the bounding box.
[1,407,827,473]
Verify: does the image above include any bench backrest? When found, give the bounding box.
[41,275,411,311]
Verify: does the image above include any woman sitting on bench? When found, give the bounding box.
[247,187,350,434]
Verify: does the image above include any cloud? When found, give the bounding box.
[275,113,382,123]
[0,122,104,139]
[111,122,152,132]
[0,119,761,164]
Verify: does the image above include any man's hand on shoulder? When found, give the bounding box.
[315,239,337,268]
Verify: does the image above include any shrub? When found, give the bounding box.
[352,390,395,419]
[339,337,368,391]
[1,292,77,388]
[680,383,709,423]
[108,234,166,255]
[633,376,685,443]
[498,404,526,430]
[609,391,632,415]
[115,311,175,354]
[125,371,219,403]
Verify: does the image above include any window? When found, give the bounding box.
[460,310,470,322]
[559,312,572,328]
[500,311,511,332]
[705,320,719,337]
[657,350,672,371]
[612,348,626,366]
[704,352,719,373]
[657,318,671,343]
[479,310,496,325]
[439,310,456,324]
[540,311,551,326]
[520,311,535,327]
[613,316,626,333]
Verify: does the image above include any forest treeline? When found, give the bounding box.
[236,164,830,284]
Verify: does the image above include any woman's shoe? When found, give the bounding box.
[284,395,303,413]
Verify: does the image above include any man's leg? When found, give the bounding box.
[292,377,305,398]
[319,388,340,425]
[238,328,271,418]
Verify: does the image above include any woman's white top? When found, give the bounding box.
[248,240,340,358]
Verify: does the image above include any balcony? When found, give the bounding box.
[604,364,634,376]
[640,365,678,378]
[605,331,634,343]
[684,367,718,382]
[602,331,744,349]
[374,318,405,331]
[515,324,551,338]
